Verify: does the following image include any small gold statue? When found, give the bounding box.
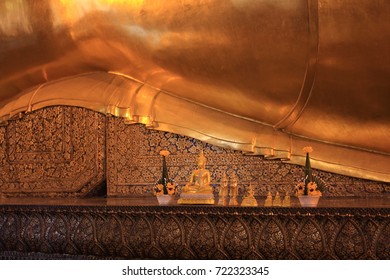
[178,150,215,204]
[218,173,229,206]
[282,191,291,207]
[181,150,212,194]
[273,191,282,207]
[229,172,239,206]
[264,191,273,206]
[241,183,258,207]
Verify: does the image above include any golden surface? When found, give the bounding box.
[177,197,215,205]
[0,0,389,182]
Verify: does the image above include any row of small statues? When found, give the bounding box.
[218,179,291,207]
[178,150,292,206]
[263,191,291,207]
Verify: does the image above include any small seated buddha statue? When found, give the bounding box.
[178,150,215,204]
[182,150,213,194]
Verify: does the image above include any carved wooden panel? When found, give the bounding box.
[107,117,389,197]
[0,106,105,197]
[0,205,388,260]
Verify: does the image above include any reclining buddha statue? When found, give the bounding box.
[178,150,215,204]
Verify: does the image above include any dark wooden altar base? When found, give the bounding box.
[0,196,389,260]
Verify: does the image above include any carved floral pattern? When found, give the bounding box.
[0,106,105,197]
[259,219,286,259]
[335,220,366,259]
[106,117,389,197]
[159,217,183,258]
[189,218,216,259]
[0,106,387,197]
[295,219,324,259]
[0,205,389,260]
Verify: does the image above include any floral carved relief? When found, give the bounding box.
[0,106,387,198]
[107,117,389,197]
[0,206,389,260]
[0,106,105,197]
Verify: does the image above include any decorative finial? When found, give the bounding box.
[264,191,273,207]
[273,191,282,207]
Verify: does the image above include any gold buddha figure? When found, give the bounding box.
[182,150,213,194]
[178,150,214,204]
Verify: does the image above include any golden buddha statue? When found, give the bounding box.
[178,150,215,204]
[182,150,212,194]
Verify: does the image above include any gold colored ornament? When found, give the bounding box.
[264,191,273,207]
[218,173,229,206]
[228,172,239,206]
[241,183,258,207]
[273,191,282,207]
[178,150,214,204]
[282,191,291,207]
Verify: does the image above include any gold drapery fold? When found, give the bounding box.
[1,71,388,182]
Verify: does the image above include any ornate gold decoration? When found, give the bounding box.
[0,106,105,197]
[228,172,239,206]
[282,192,291,207]
[217,173,229,206]
[241,183,258,207]
[0,108,386,198]
[178,150,214,204]
[264,192,273,207]
[106,119,389,198]
[273,192,282,207]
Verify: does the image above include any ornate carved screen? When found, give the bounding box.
[0,105,388,198]
[106,117,389,197]
[0,106,105,197]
